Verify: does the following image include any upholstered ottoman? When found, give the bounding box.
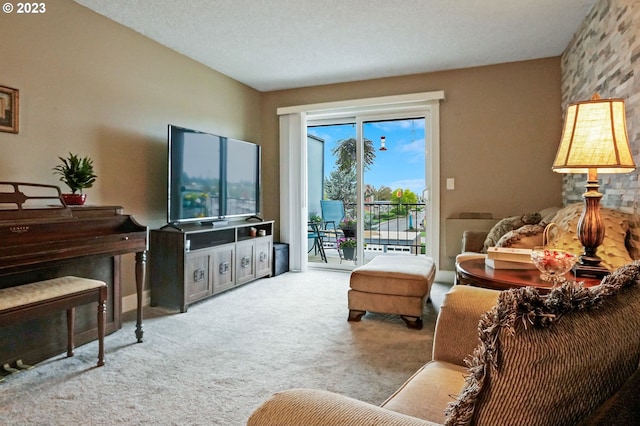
[348,255,436,329]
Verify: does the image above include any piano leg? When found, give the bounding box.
[97,295,106,367]
[67,307,75,357]
[135,251,147,343]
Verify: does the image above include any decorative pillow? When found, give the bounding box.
[549,203,632,270]
[445,261,640,426]
[626,213,640,260]
[495,224,545,249]
[539,206,561,224]
[481,213,542,253]
[581,366,640,425]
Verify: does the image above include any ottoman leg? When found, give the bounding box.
[348,309,366,322]
[401,316,423,330]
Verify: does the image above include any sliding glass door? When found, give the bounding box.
[307,123,357,266]
[307,114,427,269]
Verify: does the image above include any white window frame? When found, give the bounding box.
[278,91,444,271]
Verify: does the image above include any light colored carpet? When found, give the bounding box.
[0,269,452,425]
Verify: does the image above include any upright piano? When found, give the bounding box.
[0,182,147,367]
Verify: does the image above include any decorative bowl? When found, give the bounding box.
[531,247,577,285]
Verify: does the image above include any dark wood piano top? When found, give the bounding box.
[0,204,147,277]
[0,182,147,274]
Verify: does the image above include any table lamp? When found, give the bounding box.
[552,94,636,277]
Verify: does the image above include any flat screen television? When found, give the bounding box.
[168,125,261,225]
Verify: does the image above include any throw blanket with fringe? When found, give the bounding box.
[445,261,640,425]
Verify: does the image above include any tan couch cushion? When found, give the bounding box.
[381,361,467,424]
[433,285,500,366]
[247,388,439,426]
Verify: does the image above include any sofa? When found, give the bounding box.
[247,262,640,425]
[459,203,640,271]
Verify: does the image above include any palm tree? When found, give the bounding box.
[331,137,376,174]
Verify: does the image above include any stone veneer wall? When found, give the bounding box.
[561,0,640,213]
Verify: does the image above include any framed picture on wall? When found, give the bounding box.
[0,85,19,134]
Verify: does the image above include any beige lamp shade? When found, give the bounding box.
[553,95,635,174]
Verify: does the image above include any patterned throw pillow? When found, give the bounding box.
[626,213,640,260]
[481,213,542,253]
[539,206,561,224]
[495,224,546,249]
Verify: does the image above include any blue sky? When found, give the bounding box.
[308,118,426,195]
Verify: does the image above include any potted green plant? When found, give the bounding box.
[52,153,97,205]
[338,237,357,260]
[339,216,357,237]
[309,212,322,224]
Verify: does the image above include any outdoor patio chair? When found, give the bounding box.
[320,200,345,245]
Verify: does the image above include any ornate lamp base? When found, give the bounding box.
[573,171,610,280]
[572,263,609,279]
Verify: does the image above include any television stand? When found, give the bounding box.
[149,220,274,312]
[161,222,185,232]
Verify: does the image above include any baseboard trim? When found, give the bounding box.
[436,270,455,284]
[121,271,455,311]
[122,289,151,313]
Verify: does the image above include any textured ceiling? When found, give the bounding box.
[73,0,596,92]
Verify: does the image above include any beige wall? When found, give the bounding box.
[1,0,566,289]
[262,58,564,270]
[0,0,261,296]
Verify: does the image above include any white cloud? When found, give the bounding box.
[389,179,425,194]
[397,138,425,155]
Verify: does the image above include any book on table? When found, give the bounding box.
[486,247,533,264]
[485,258,537,270]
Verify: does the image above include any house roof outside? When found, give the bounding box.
[73,0,596,92]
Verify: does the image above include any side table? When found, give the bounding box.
[456,258,601,293]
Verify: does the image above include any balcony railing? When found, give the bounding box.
[327,202,427,256]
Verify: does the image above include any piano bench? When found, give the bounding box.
[0,276,108,368]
